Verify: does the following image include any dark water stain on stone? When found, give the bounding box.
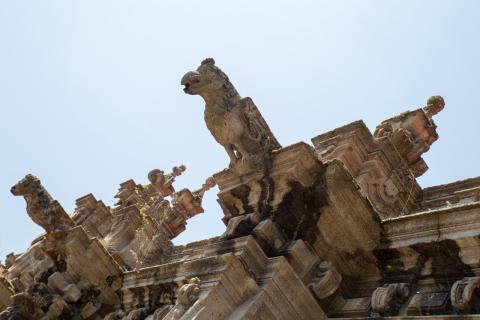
[230,184,254,214]
[411,239,474,283]
[130,287,146,308]
[147,283,175,310]
[373,241,404,284]
[377,249,427,285]
[272,166,327,246]
[258,176,275,220]
[374,239,474,288]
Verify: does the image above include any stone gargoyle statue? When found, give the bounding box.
[11,174,74,233]
[181,58,281,173]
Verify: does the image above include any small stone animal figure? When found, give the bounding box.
[181,58,281,173]
[171,277,201,319]
[11,174,74,233]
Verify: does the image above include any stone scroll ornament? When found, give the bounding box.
[181,58,281,174]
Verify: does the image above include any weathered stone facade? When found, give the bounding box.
[1,59,479,319]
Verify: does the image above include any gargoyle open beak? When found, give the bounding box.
[181,71,201,94]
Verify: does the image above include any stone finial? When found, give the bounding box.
[181,59,280,174]
[11,174,74,233]
[148,165,186,197]
[423,95,445,119]
[191,176,216,205]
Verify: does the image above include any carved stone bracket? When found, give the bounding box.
[215,142,327,242]
[371,283,410,316]
[309,261,342,300]
[451,276,480,313]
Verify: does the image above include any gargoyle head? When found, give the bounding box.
[11,174,41,196]
[181,58,237,101]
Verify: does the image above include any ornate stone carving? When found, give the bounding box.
[423,95,445,118]
[72,194,113,239]
[169,277,201,320]
[312,121,422,219]
[181,58,280,173]
[371,283,410,316]
[450,277,480,312]
[104,169,215,269]
[148,165,186,197]
[3,60,480,320]
[374,95,444,177]
[114,180,145,208]
[0,292,37,320]
[2,283,72,320]
[10,174,74,233]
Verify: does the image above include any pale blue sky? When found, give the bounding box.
[1,1,479,259]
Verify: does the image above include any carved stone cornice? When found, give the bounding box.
[312,121,421,219]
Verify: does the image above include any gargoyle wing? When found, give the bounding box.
[240,97,281,151]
